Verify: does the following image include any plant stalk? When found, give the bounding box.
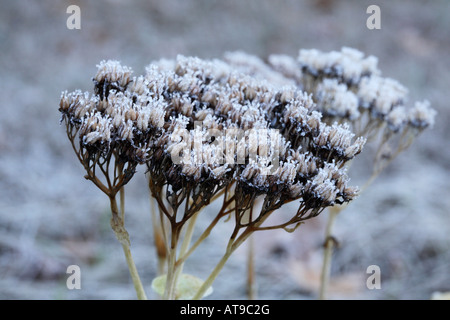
[150,195,166,275]
[110,190,147,300]
[192,247,234,300]
[318,206,340,300]
[121,242,148,300]
[163,229,179,300]
[193,225,256,300]
[247,234,257,300]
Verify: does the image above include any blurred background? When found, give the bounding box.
[0,0,449,299]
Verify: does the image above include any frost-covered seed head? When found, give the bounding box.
[408,100,436,129]
[60,52,373,221]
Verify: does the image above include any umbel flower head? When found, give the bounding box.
[58,48,435,301]
[224,47,436,176]
[295,47,436,174]
[219,47,436,302]
[59,55,365,233]
[59,60,167,198]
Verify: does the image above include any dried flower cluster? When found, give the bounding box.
[59,53,367,299]
[296,47,436,175]
[221,47,436,300]
[225,47,436,176]
[60,56,364,230]
[59,47,435,300]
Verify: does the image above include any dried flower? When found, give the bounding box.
[59,52,371,300]
[239,47,437,179]
[298,47,379,87]
[408,100,436,129]
[357,76,408,118]
[315,79,360,120]
[241,46,437,301]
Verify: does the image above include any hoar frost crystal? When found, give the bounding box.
[59,47,435,300]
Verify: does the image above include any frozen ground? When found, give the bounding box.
[0,0,449,300]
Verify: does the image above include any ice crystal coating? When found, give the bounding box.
[408,100,436,129]
[60,55,366,221]
[315,79,360,120]
[60,48,436,221]
[298,47,380,86]
[58,48,436,301]
[222,47,436,174]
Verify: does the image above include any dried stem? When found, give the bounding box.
[121,243,148,300]
[318,205,341,300]
[176,190,235,265]
[110,192,147,300]
[59,51,433,301]
[193,204,273,300]
[161,187,233,300]
[192,225,253,300]
[149,181,167,275]
[171,209,200,296]
[162,223,181,300]
[247,234,257,300]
